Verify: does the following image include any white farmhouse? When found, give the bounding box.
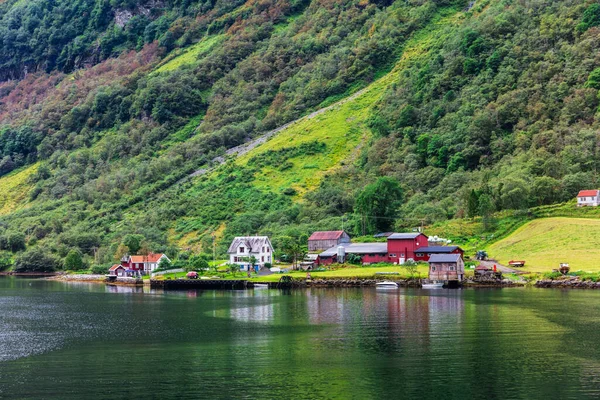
[227,236,274,271]
[577,190,600,207]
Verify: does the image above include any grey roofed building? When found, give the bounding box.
[227,236,272,254]
[428,253,462,263]
[319,243,388,257]
[415,246,461,253]
[387,232,423,239]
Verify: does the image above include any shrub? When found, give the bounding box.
[91,265,109,274]
[14,248,61,272]
[64,249,84,270]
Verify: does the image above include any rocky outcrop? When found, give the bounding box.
[51,274,106,282]
[535,277,600,289]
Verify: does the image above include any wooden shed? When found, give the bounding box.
[428,253,465,282]
[308,231,350,252]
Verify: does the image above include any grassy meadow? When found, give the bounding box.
[487,217,600,273]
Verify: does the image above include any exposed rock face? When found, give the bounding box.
[114,1,164,28]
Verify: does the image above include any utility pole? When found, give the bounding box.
[212,234,216,269]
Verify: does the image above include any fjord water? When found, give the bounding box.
[1,278,599,399]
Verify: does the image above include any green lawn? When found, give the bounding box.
[487,217,600,272]
[153,265,429,282]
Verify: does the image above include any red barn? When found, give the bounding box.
[308,231,351,252]
[386,233,428,264]
[414,246,464,262]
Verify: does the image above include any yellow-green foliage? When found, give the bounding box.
[154,34,225,74]
[487,217,600,272]
[236,11,463,197]
[0,163,37,216]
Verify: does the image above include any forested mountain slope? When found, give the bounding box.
[1,0,600,270]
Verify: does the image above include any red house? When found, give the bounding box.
[414,246,464,262]
[120,253,170,274]
[386,233,428,264]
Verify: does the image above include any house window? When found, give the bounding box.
[432,266,436,271]
[261,256,264,262]
[239,247,245,253]
[267,247,270,253]
[416,253,423,257]
[401,253,405,257]
[450,266,455,271]
[262,247,265,252]
[389,254,396,257]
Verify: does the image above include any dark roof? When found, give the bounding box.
[388,232,424,240]
[415,246,461,253]
[308,231,347,241]
[373,232,394,238]
[429,254,462,263]
[475,265,491,271]
[320,243,388,257]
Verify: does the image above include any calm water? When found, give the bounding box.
[1,278,600,399]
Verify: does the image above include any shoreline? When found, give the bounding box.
[6,274,600,290]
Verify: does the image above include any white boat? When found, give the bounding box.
[376,281,398,288]
[422,282,444,289]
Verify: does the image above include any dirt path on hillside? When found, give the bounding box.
[186,86,370,180]
[479,259,524,274]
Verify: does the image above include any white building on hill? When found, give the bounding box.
[227,236,274,271]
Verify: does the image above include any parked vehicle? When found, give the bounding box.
[475,250,488,261]
[186,271,199,279]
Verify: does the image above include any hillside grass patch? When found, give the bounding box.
[487,217,600,272]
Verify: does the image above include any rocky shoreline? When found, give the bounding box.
[535,277,600,289]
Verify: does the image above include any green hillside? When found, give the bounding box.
[487,218,600,272]
[2,0,600,271]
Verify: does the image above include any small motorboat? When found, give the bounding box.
[422,281,444,289]
[376,281,398,288]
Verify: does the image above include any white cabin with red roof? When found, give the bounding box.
[120,253,170,274]
[577,190,600,207]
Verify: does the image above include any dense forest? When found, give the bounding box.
[1,0,600,271]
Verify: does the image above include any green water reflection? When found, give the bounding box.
[0,277,599,399]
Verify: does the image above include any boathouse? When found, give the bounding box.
[428,253,464,282]
[308,231,351,252]
[108,264,126,277]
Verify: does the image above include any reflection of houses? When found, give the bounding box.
[314,231,462,266]
[121,253,170,274]
[228,236,274,271]
[308,231,350,252]
[428,254,464,281]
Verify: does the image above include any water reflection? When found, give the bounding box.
[2,278,600,399]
